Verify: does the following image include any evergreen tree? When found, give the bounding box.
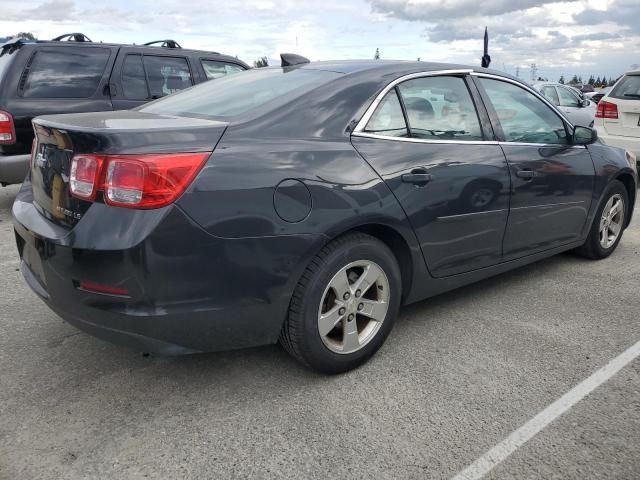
[570,74,579,84]
[374,48,380,60]
[253,56,269,68]
[587,75,595,85]
[595,76,601,86]
[559,75,565,84]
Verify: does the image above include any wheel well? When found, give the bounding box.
[351,224,413,302]
[615,173,636,227]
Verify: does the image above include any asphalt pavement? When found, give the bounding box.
[0,183,638,479]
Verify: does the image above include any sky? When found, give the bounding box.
[0,0,638,81]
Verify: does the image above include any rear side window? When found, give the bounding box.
[121,55,193,100]
[397,76,483,140]
[0,47,18,80]
[201,60,245,80]
[610,75,640,99]
[541,86,559,106]
[140,68,342,118]
[364,89,408,137]
[22,47,110,98]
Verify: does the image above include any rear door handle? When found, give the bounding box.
[516,169,537,179]
[401,170,433,184]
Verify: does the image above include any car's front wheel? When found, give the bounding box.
[280,233,402,374]
[576,179,629,259]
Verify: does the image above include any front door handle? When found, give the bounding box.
[516,169,537,179]
[401,170,433,185]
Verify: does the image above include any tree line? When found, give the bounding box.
[558,74,617,87]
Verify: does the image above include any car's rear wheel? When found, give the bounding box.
[280,233,402,374]
[575,180,628,259]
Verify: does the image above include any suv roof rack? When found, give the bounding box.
[52,33,93,43]
[144,40,182,49]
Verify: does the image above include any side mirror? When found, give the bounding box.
[573,125,598,145]
[581,98,590,108]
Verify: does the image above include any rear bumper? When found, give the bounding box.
[596,131,640,158]
[13,182,324,355]
[0,154,30,185]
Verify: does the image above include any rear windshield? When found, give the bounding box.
[22,47,110,98]
[139,67,342,118]
[610,74,640,100]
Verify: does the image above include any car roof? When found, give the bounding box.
[283,59,518,82]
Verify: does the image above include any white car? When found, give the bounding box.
[532,82,597,127]
[594,70,640,170]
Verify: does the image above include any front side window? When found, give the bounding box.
[364,89,408,137]
[201,60,245,80]
[478,78,568,145]
[557,86,580,107]
[143,56,193,98]
[541,86,559,106]
[22,47,110,98]
[397,76,483,140]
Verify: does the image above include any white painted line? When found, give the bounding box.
[451,340,640,480]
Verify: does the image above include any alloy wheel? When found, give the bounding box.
[599,193,625,249]
[317,260,390,354]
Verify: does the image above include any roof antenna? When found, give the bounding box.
[281,53,310,67]
[481,27,491,68]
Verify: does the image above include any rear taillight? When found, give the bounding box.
[70,155,103,200]
[596,100,619,119]
[69,152,210,209]
[0,110,16,144]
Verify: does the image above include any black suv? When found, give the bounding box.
[0,34,249,186]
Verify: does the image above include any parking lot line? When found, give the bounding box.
[451,339,640,480]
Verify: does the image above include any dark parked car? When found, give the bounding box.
[0,34,248,186]
[13,58,637,373]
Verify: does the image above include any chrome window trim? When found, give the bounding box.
[352,131,498,145]
[353,69,474,133]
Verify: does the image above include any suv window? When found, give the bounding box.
[479,78,568,145]
[22,47,110,98]
[541,86,560,106]
[201,60,245,80]
[610,74,640,100]
[397,76,483,140]
[121,54,193,100]
[144,56,192,98]
[364,89,408,137]
[0,47,17,80]
[557,86,580,107]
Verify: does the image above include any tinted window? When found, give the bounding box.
[144,56,193,98]
[610,74,640,99]
[201,60,245,80]
[122,55,148,100]
[557,86,580,107]
[22,47,110,98]
[141,68,341,118]
[0,48,17,80]
[479,78,568,145]
[364,89,408,137]
[541,86,559,106]
[397,76,483,140]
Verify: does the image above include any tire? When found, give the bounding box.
[575,180,629,259]
[280,232,402,374]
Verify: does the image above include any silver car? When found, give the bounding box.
[533,82,597,127]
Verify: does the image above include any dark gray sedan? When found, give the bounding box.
[13,58,637,373]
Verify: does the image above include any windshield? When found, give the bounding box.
[139,67,342,119]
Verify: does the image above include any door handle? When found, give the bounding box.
[401,170,433,185]
[516,169,537,179]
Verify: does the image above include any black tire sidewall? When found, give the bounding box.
[588,181,629,258]
[296,236,402,373]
